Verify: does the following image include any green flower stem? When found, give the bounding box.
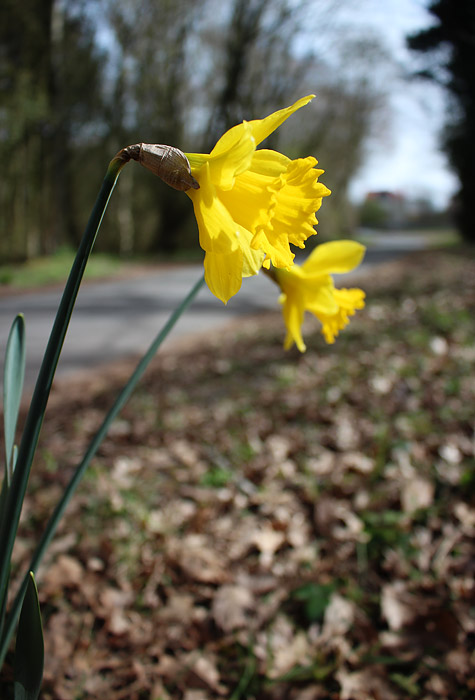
[0,156,127,647]
[0,273,206,667]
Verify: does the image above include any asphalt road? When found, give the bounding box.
[0,231,440,391]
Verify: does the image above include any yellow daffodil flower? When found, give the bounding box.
[185,96,330,303]
[273,240,366,351]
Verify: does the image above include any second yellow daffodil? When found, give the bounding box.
[185,96,330,303]
[274,240,366,351]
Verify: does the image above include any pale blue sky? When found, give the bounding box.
[344,0,458,207]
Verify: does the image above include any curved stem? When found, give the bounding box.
[0,156,127,648]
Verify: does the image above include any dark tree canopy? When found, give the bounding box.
[407,0,475,242]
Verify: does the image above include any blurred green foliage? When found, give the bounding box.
[0,0,390,264]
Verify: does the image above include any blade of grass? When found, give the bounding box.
[0,274,205,666]
[229,653,257,700]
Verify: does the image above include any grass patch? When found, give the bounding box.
[0,247,124,288]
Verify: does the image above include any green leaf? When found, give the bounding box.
[0,274,206,669]
[3,314,26,482]
[292,582,336,622]
[390,672,420,697]
[14,572,43,700]
[0,464,9,639]
[0,162,125,672]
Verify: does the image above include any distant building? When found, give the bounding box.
[359,190,448,230]
[365,191,406,228]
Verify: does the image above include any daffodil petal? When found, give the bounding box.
[188,159,265,299]
[204,249,243,304]
[241,235,266,277]
[280,292,306,352]
[304,279,339,315]
[248,95,315,146]
[186,153,210,172]
[208,122,256,190]
[187,162,241,254]
[303,240,366,276]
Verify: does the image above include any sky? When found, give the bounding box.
[344,0,458,208]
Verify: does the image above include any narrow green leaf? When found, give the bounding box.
[3,314,26,481]
[0,157,126,670]
[14,572,43,700]
[0,469,8,521]
[0,274,206,668]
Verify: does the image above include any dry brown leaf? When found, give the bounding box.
[322,593,355,639]
[370,373,394,395]
[401,476,434,512]
[169,438,204,468]
[95,587,135,636]
[212,584,255,632]
[182,691,209,700]
[266,433,292,461]
[305,450,336,476]
[453,501,475,534]
[315,497,366,542]
[251,524,286,568]
[432,523,462,575]
[425,673,451,695]
[335,410,360,450]
[261,615,312,679]
[150,680,171,700]
[167,534,230,583]
[44,611,76,662]
[155,653,182,684]
[185,651,226,694]
[99,586,134,611]
[337,666,398,700]
[41,554,84,596]
[106,608,132,636]
[287,511,311,548]
[270,630,310,679]
[40,532,78,562]
[381,581,416,631]
[292,685,329,700]
[445,648,474,678]
[147,500,197,534]
[111,455,142,487]
[158,592,196,625]
[341,451,375,474]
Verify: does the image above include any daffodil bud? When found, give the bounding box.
[139,144,199,191]
[116,143,199,192]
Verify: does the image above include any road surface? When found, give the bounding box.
[0,231,441,390]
